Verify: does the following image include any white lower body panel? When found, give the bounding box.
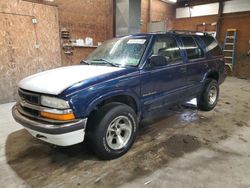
[25,127,85,146]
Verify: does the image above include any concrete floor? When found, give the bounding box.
[1,77,250,188]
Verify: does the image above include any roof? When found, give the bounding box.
[130,30,209,37]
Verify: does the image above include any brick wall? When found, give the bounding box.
[141,0,175,33]
[174,12,250,78]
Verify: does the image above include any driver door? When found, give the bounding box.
[140,34,187,114]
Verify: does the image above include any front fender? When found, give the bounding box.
[85,89,141,116]
[66,69,141,119]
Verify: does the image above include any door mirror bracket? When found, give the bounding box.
[148,55,168,68]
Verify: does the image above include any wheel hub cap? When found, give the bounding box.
[208,85,217,105]
[106,116,132,150]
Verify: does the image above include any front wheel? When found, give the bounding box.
[197,79,219,111]
[87,103,138,160]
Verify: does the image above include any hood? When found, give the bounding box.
[19,65,124,95]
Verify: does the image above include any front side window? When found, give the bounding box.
[180,36,204,60]
[200,36,222,57]
[152,35,182,65]
[86,36,148,67]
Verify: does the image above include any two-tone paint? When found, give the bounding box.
[58,33,225,120]
[13,32,225,146]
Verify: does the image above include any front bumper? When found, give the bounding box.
[12,105,87,146]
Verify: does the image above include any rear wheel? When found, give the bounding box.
[87,102,138,160]
[197,79,219,111]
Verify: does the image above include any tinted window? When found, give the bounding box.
[200,36,222,56]
[152,36,182,64]
[181,36,204,60]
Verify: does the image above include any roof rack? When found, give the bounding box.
[169,30,209,36]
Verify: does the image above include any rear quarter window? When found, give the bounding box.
[200,36,222,57]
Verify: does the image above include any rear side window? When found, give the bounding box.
[200,36,222,56]
[180,36,204,60]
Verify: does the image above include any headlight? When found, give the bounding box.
[41,96,70,109]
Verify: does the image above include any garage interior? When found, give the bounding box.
[0,0,250,187]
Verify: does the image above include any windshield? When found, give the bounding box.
[85,36,149,67]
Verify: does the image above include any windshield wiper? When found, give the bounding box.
[80,60,90,65]
[91,58,119,67]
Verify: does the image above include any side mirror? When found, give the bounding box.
[149,55,168,67]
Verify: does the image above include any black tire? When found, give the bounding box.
[86,102,138,160]
[197,79,219,111]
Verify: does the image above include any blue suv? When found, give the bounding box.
[12,31,225,159]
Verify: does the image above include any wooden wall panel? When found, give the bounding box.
[0,0,61,103]
[24,0,114,65]
[0,15,36,103]
[174,12,250,78]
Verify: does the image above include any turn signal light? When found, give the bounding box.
[40,111,75,121]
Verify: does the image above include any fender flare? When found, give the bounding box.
[202,69,219,83]
[85,89,141,116]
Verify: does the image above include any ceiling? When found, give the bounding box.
[176,0,229,7]
[24,0,230,8]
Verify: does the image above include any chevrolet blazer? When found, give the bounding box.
[12,31,225,159]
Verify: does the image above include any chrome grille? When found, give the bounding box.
[18,89,41,119]
[18,89,40,105]
[21,106,39,117]
[17,89,74,124]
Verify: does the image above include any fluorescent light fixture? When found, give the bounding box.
[161,0,177,3]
